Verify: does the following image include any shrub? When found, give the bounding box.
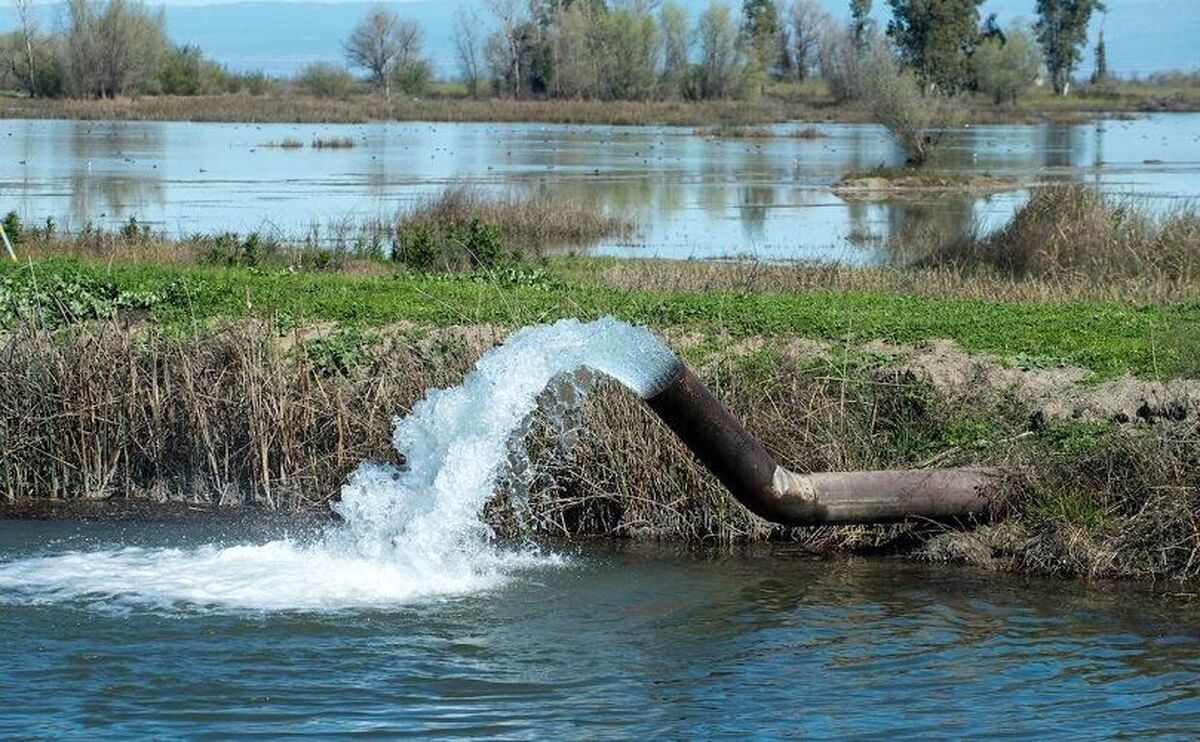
[297,63,356,99]
[393,224,442,270]
[922,184,1200,282]
[2,211,23,244]
[201,232,283,267]
[973,25,1042,105]
[391,59,431,96]
[157,44,233,95]
[859,47,959,166]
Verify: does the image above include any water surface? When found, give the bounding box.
[3,114,1198,262]
[1,518,1197,737]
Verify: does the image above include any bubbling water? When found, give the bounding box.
[0,318,679,612]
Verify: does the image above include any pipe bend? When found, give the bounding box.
[643,360,1000,526]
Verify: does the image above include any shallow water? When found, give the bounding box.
[2,114,1198,262]
[1,518,1198,737]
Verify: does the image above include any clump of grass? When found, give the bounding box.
[311,136,356,149]
[263,137,305,148]
[695,125,776,138]
[396,185,633,255]
[922,184,1200,284]
[789,126,825,139]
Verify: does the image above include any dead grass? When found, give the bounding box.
[397,185,634,251]
[262,137,304,148]
[311,136,356,149]
[694,124,827,139]
[920,184,1200,287]
[559,256,1200,305]
[1,320,1194,579]
[0,94,809,126]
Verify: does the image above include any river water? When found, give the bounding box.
[2,114,1198,262]
[1,519,1198,737]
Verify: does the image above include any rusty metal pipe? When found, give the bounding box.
[643,360,995,526]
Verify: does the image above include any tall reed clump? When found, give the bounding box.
[922,184,1200,286]
[392,185,633,270]
[0,322,483,509]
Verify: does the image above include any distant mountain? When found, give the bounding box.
[3,0,1197,79]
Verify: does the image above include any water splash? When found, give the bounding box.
[0,318,679,612]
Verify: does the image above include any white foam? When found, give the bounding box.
[0,318,678,612]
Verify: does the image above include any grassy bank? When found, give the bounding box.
[1,193,1197,580]
[1,257,1195,379]
[0,314,1196,580]
[3,77,1198,126]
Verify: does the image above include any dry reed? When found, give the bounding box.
[397,185,634,250]
[3,320,1195,578]
[920,184,1200,286]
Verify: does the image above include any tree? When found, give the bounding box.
[11,0,36,95]
[452,6,484,97]
[696,2,742,98]
[740,0,779,80]
[65,0,168,98]
[601,9,658,100]
[859,46,957,166]
[1034,0,1105,95]
[973,24,1041,104]
[484,0,529,97]
[787,0,829,81]
[344,8,422,99]
[850,0,872,46]
[1090,29,1107,84]
[886,0,984,94]
[659,1,690,97]
[819,23,868,100]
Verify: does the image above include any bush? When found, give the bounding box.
[392,217,511,272]
[157,44,231,95]
[201,232,284,267]
[297,63,356,99]
[922,184,1200,282]
[2,212,23,244]
[392,224,442,270]
[227,70,273,96]
[119,215,152,243]
[391,59,431,96]
[973,26,1041,105]
[859,48,959,166]
[0,32,65,97]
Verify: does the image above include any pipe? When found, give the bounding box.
[643,360,995,526]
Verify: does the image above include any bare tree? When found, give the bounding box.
[452,5,483,97]
[344,7,422,99]
[484,0,527,97]
[65,0,166,98]
[788,0,828,81]
[11,0,36,94]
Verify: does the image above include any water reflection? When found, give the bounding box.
[1,114,1197,263]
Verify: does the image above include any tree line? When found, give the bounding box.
[2,0,1104,102]
[0,0,269,97]
[455,0,1103,101]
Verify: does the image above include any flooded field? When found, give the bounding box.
[1,113,1198,262]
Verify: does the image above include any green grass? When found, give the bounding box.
[3,257,1195,379]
